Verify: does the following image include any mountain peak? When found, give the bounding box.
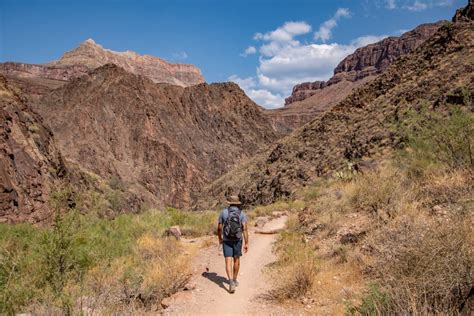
[83,38,97,45]
[45,39,205,86]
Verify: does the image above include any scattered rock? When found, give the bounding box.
[164,226,182,240]
[183,282,196,291]
[254,217,268,228]
[431,205,448,216]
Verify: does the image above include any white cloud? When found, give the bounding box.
[228,75,256,91]
[232,11,389,109]
[228,74,284,108]
[405,1,428,11]
[254,21,311,42]
[314,8,351,42]
[246,89,285,109]
[386,0,397,9]
[351,34,389,47]
[389,0,453,12]
[172,51,188,60]
[240,46,257,57]
[433,0,454,6]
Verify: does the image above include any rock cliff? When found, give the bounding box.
[0,76,67,223]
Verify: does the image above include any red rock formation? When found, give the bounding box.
[48,39,205,86]
[35,64,278,209]
[0,76,67,223]
[0,38,205,96]
[271,22,444,133]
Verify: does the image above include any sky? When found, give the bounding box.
[0,0,464,108]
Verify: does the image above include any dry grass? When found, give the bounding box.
[265,216,319,302]
[367,214,474,314]
[83,234,190,313]
[417,167,474,208]
[269,158,474,314]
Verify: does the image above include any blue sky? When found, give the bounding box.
[0,0,464,108]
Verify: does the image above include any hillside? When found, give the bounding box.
[265,22,443,133]
[35,64,278,209]
[203,10,473,207]
[0,76,67,223]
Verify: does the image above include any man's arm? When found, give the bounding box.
[217,223,223,244]
[243,222,249,253]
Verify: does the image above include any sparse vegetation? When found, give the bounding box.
[0,197,217,314]
[266,105,473,314]
[266,216,319,302]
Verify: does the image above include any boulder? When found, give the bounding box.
[164,225,182,240]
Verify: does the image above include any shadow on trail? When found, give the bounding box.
[202,272,229,292]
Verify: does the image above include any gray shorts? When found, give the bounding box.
[223,239,243,257]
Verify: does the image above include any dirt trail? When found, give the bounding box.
[163,215,292,316]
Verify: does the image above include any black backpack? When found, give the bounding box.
[223,206,242,241]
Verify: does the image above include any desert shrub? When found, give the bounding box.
[251,201,290,218]
[0,224,42,314]
[398,106,474,175]
[367,216,473,314]
[417,167,474,209]
[347,283,393,315]
[267,217,319,301]
[348,167,408,220]
[39,211,92,314]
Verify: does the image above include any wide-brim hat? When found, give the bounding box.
[226,195,242,205]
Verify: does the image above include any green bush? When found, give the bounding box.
[398,105,474,175]
[0,207,217,313]
[347,284,393,315]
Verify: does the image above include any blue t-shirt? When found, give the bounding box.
[218,206,247,241]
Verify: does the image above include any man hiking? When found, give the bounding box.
[217,195,249,293]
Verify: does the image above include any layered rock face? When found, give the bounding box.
[0,39,205,101]
[203,7,473,207]
[36,64,278,208]
[47,39,205,86]
[0,76,67,223]
[268,22,444,133]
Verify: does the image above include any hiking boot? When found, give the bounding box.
[233,279,239,287]
[229,280,236,293]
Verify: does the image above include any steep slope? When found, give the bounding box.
[204,8,473,207]
[0,76,67,223]
[36,64,278,208]
[266,22,444,133]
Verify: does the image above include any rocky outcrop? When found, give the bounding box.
[333,22,445,80]
[270,22,444,133]
[203,7,473,207]
[47,39,205,86]
[0,62,90,82]
[0,76,67,223]
[0,39,205,101]
[36,64,278,209]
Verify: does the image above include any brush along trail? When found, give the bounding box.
[162,214,296,315]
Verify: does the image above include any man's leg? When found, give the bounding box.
[225,257,233,281]
[233,257,240,281]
